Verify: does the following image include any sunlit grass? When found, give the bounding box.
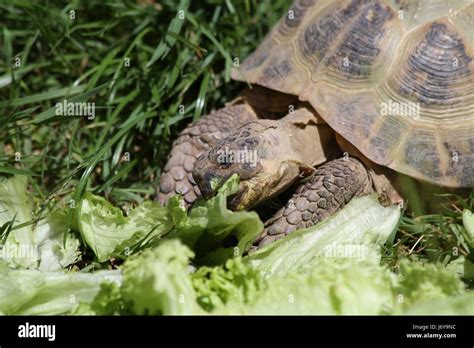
[0,0,288,211]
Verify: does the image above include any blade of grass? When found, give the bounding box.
[146,0,190,68]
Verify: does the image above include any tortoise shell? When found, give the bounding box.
[231,0,474,188]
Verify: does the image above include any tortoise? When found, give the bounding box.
[158,0,474,248]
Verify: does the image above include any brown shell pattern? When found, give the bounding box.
[232,0,474,188]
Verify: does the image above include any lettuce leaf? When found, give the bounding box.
[214,258,394,315]
[0,261,120,315]
[34,211,82,271]
[3,174,472,316]
[120,239,200,315]
[392,259,466,313]
[462,209,474,248]
[406,292,474,315]
[191,256,395,315]
[193,257,471,315]
[192,258,264,312]
[189,195,472,315]
[75,239,200,315]
[398,258,472,315]
[72,281,126,315]
[76,193,178,262]
[76,175,262,265]
[246,194,400,277]
[0,176,81,270]
[77,197,473,315]
[167,174,263,265]
[190,195,402,315]
[0,176,37,268]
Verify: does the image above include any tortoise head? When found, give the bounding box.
[193,121,315,210]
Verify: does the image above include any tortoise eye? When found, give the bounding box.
[240,130,251,138]
[218,162,231,169]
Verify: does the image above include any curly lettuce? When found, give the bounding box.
[76,175,262,265]
[0,176,80,270]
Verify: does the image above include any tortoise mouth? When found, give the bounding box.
[193,170,260,211]
[228,189,249,210]
[193,169,231,200]
[195,177,255,211]
[227,181,260,211]
[227,193,239,210]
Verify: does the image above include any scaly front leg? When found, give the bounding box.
[254,156,374,248]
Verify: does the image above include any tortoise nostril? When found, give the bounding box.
[194,171,221,199]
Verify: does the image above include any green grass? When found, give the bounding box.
[386,192,474,275]
[0,0,473,269]
[0,0,288,210]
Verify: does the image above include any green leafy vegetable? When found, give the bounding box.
[393,260,465,313]
[167,174,263,265]
[34,211,82,272]
[120,239,200,315]
[0,176,37,268]
[406,292,474,315]
[76,193,178,262]
[73,282,128,315]
[192,258,264,312]
[0,261,120,315]
[191,195,402,315]
[462,209,474,248]
[0,176,80,270]
[193,256,470,315]
[246,194,400,277]
[1,175,473,316]
[216,258,394,315]
[76,175,261,264]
